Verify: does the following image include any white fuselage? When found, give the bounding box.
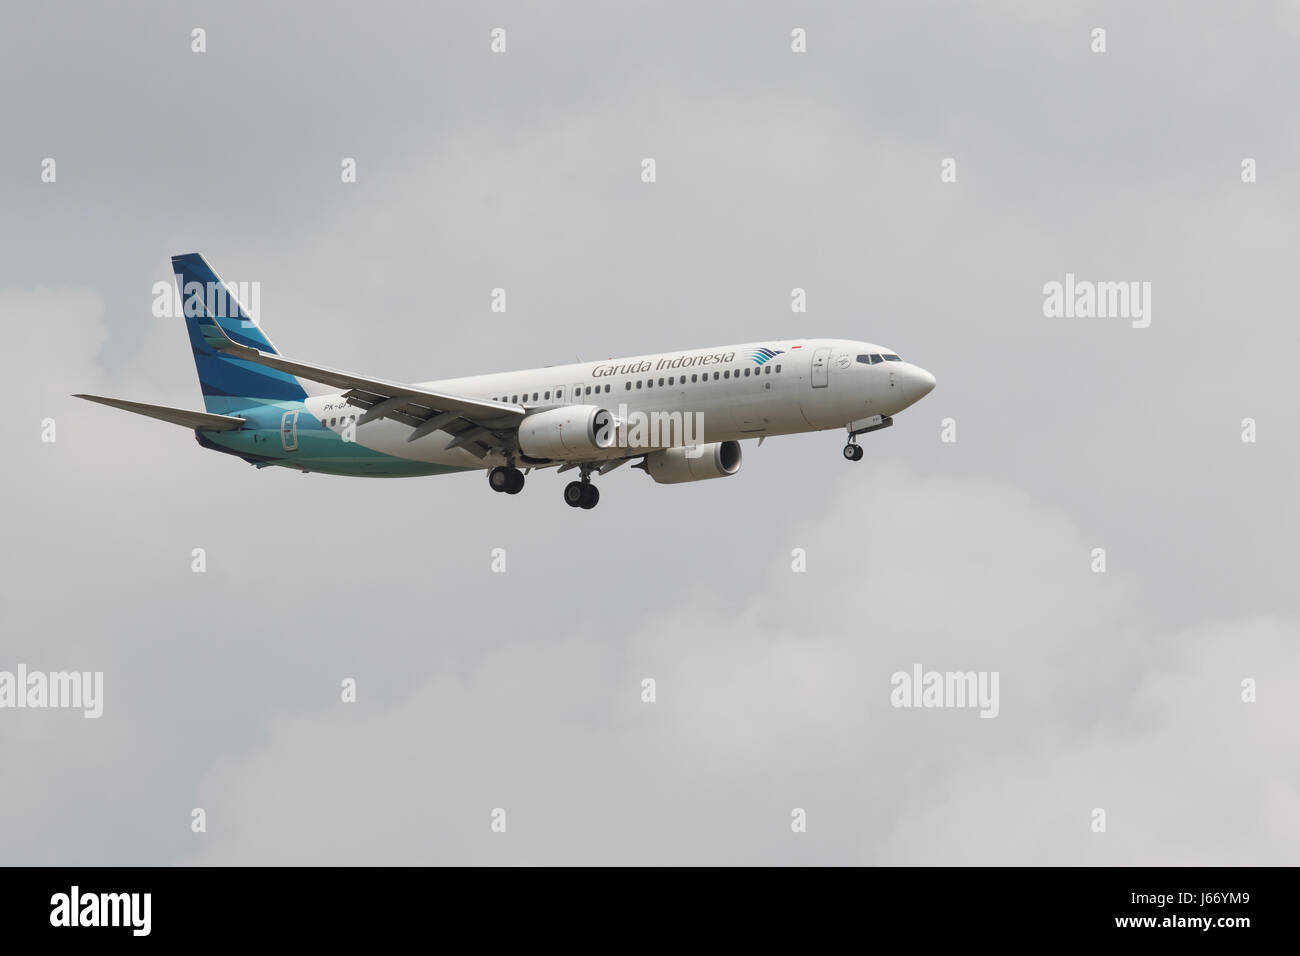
[301,338,935,470]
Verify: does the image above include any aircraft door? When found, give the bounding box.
[280,410,299,451]
[811,347,831,388]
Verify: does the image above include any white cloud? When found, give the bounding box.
[187,465,1298,864]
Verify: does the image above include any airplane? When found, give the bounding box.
[76,253,936,509]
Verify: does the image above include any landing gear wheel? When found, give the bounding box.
[579,484,600,509]
[843,443,863,462]
[564,481,586,508]
[491,466,526,493]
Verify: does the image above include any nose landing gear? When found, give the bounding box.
[843,415,891,462]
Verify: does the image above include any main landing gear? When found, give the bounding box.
[488,466,525,494]
[492,461,601,508]
[563,469,600,509]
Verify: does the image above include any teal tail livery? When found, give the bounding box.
[77,252,936,508]
[170,252,314,416]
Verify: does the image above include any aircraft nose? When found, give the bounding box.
[905,365,936,403]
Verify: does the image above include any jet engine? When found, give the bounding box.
[517,405,614,459]
[644,441,742,484]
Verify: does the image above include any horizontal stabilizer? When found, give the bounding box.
[74,394,246,431]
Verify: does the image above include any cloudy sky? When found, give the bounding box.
[2,1,1297,864]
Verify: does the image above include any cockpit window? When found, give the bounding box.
[882,354,901,362]
[857,354,885,365]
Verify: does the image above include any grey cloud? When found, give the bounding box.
[1,1,1295,864]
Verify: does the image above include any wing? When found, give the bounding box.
[202,320,526,458]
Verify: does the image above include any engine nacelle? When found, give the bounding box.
[644,441,742,484]
[517,405,614,460]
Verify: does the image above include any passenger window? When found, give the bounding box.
[658,378,664,386]
[774,364,782,373]
[625,382,631,390]
[668,377,674,385]
[764,366,771,374]
[744,368,751,376]
[637,380,643,389]
[714,372,720,380]
[647,379,653,389]
[532,392,538,401]
[691,374,698,383]
[724,370,730,379]
[544,391,550,399]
